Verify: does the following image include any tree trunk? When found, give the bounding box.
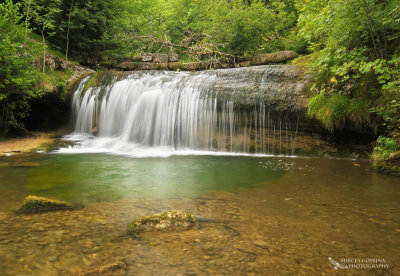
[41,30,46,72]
[360,0,383,59]
[24,0,32,45]
[66,0,74,61]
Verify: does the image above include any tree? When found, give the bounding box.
[113,0,298,60]
[65,0,74,61]
[30,0,61,72]
[47,0,124,65]
[22,0,32,44]
[297,0,400,132]
[0,0,38,137]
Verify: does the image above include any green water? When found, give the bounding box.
[0,153,284,209]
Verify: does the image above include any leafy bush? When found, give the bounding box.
[298,0,399,136]
[373,136,398,160]
[0,0,38,137]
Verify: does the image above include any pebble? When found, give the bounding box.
[203,255,212,261]
[47,256,58,262]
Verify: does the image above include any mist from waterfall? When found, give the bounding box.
[62,69,300,157]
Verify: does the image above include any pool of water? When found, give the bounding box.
[0,153,286,209]
[0,152,399,275]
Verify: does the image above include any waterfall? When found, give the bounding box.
[63,67,302,157]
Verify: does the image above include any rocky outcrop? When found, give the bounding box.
[128,211,197,234]
[34,53,94,81]
[168,53,179,62]
[64,61,95,83]
[153,53,169,63]
[141,53,153,62]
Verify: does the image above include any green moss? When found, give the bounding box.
[128,211,197,234]
[19,195,74,213]
[82,70,125,95]
[82,72,98,94]
[308,94,371,132]
[36,70,73,96]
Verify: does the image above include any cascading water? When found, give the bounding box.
[62,66,305,157]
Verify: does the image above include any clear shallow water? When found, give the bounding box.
[0,153,399,275]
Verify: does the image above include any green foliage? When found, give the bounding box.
[373,136,398,160]
[36,70,73,95]
[370,56,400,136]
[0,0,74,138]
[46,0,130,65]
[29,32,65,59]
[0,0,38,137]
[28,0,62,71]
[41,0,300,64]
[298,0,400,135]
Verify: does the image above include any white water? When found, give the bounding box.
[61,70,299,157]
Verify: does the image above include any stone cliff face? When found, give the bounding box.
[83,64,320,133]
[205,64,308,111]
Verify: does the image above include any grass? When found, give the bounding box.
[307,93,372,132]
[36,69,74,96]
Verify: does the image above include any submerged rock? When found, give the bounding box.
[19,195,78,213]
[128,211,197,234]
[9,162,40,168]
[82,257,127,276]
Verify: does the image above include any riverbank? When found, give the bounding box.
[0,128,70,156]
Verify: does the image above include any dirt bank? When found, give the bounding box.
[0,129,70,156]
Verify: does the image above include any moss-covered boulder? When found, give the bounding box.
[19,195,78,213]
[128,211,197,234]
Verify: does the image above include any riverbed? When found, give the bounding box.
[0,152,399,275]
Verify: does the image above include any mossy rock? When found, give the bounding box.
[19,195,80,213]
[128,211,197,234]
[373,160,400,177]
